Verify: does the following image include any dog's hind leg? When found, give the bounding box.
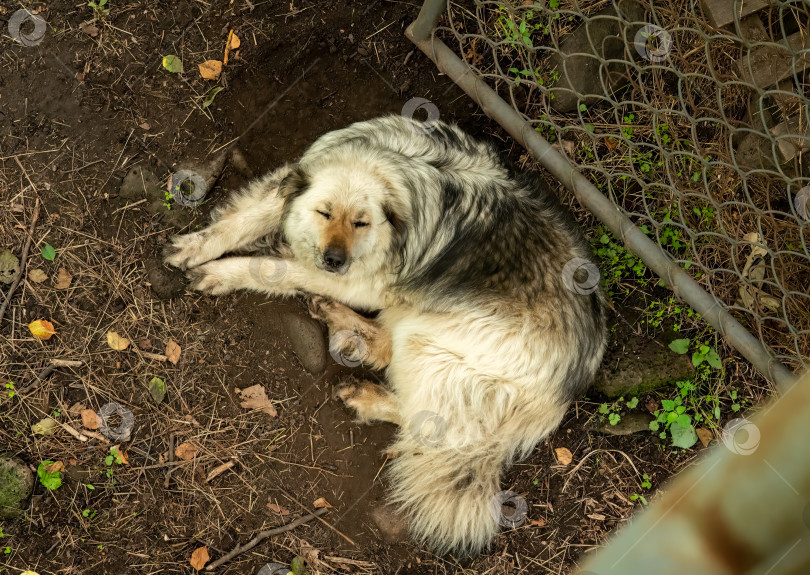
[309,296,392,370]
[164,165,292,270]
[333,379,401,425]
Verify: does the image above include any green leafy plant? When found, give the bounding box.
[88,0,110,19]
[5,381,15,398]
[630,473,652,505]
[37,461,63,490]
[648,392,697,448]
[598,396,639,426]
[82,508,98,519]
[105,446,124,478]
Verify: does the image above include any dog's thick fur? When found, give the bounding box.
[165,115,607,556]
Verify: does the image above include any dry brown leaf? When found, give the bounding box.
[79,22,99,37]
[236,384,278,417]
[54,267,73,289]
[267,502,290,515]
[696,427,713,448]
[165,339,182,365]
[29,319,56,340]
[313,497,333,509]
[175,442,199,461]
[199,59,223,80]
[189,546,209,571]
[68,402,85,416]
[139,122,151,131]
[530,517,547,527]
[107,331,131,351]
[587,513,606,521]
[29,268,47,283]
[42,460,65,474]
[555,447,573,465]
[81,409,100,430]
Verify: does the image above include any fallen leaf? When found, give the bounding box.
[554,447,573,465]
[199,59,223,80]
[21,570,41,575]
[530,518,547,527]
[29,268,48,283]
[267,502,290,515]
[696,427,713,448]
[68,402,85,415]
[54,267,73,289]
[32,417,58,435]
[165,339,182,364]
[605,137,621,151]
[175,442,198,461]
[0,249,20,285]
[223,30,241,65]
[79,22,99,37]
[162,54,183,74]
[189,546,209,571]
[107,331,131,351]
[81,409,100,430]
[313,497,333,509]
[139,122,151,130]
[587,513,606,521]
[148,376,167,403]
[29,319,56,340]
[40,243,56,261]
[202,85,225,108]
[645,397,660,414]
[236,384,278,417]
[42,460,65,474]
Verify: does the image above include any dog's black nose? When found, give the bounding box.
[323,246,346,270]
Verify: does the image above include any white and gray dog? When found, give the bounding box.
[165,115,607,555]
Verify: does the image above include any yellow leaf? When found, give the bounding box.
[199,59,223,80]
[165,339,182,364]
[223,30,241,65]
[107,331,131,351]
[22,571,42,575]
[29,319,56,340]
[554,447,573,465]
[42,460,65,474]
[31,417,58,435]
[189,546,209,571]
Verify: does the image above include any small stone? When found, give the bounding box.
[0,455,34,519]
[280,313,327,375]
[371,503,409,543]
[357,47,368,56]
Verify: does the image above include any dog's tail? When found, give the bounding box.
[386,429,524,556]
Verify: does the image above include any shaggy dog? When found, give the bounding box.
[164,115,607,555]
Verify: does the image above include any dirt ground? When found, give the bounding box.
[0,1,769,574]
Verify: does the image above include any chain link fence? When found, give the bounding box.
[410,0,809,380]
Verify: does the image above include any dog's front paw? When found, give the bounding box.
[333,379,361,405]
[307,295,333,322]
[186,262,237,295]
[163,231,212,270]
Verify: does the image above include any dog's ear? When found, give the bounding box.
[278,165,309,202]
[383,202,409,269]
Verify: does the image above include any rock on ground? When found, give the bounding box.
[0,455,34,519]
[280,312,327,375]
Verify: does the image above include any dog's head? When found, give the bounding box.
[279,156,408,276]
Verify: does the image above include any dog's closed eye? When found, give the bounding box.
[353,221,369,228]
[317,210,331,220]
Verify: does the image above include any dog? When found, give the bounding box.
[164,115,607,556]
